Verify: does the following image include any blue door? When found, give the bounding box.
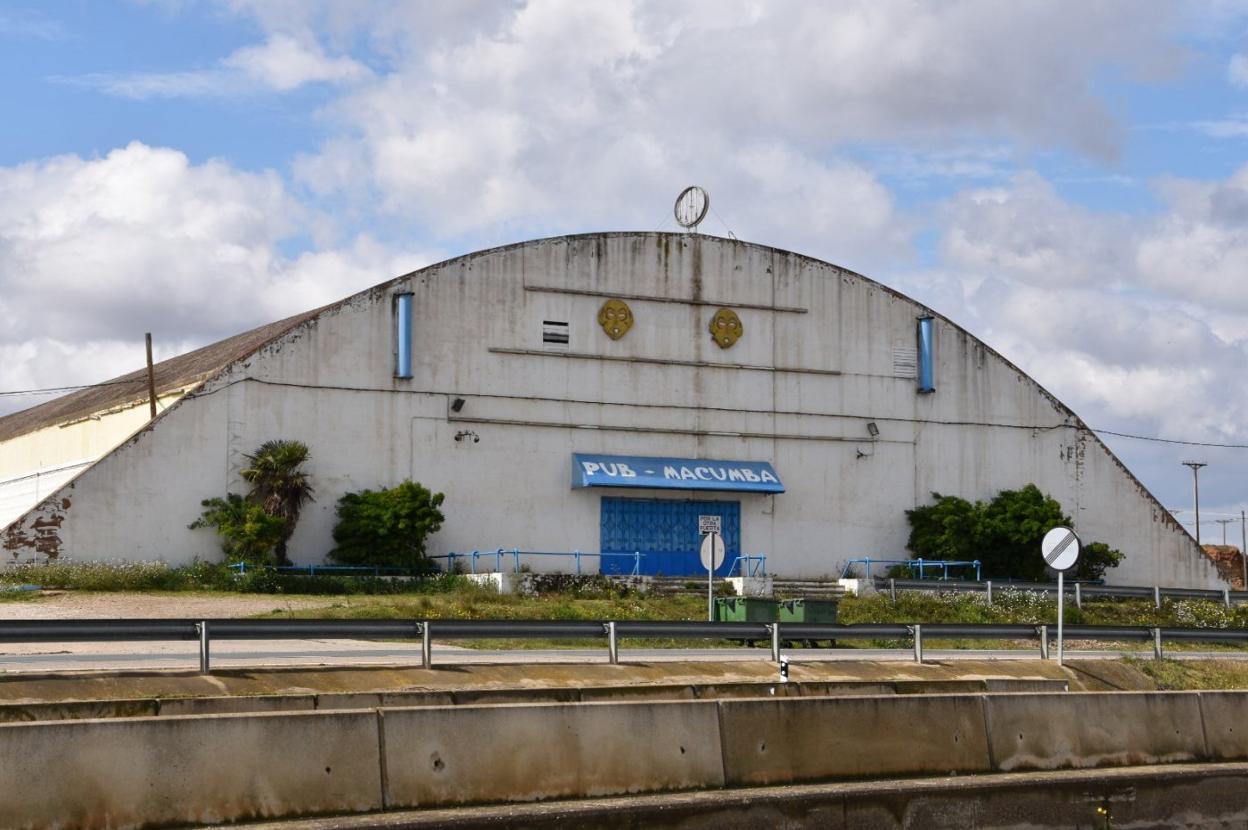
[600,497,740,576]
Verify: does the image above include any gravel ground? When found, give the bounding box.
[0,591,334,620]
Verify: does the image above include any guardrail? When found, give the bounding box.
[875,577,1248,609]
[2,618,1247,674]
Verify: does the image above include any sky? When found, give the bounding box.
[1,0,1247,542]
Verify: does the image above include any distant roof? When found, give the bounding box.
[0,309,322,443]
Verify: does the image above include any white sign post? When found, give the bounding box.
[1041,526,1081,666]
[701,531,725,622]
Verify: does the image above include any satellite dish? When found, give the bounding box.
[674,186,710,230]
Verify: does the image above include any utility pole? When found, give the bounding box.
[145,332,158,419]
[1182,461,1208,546]
[1242,509,1247,590]
[1217,518,1234,546]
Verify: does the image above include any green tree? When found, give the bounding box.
[189,494,287,565]
[240,440,314,566]
[906,484,1124,581]
[329,481,445,570]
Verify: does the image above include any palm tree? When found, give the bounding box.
[240,439,314,566]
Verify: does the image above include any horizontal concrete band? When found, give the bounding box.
[2,691,1246,828]
[0,677,1069,724]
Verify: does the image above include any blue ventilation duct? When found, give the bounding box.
[396,294,413,378]
[917,315,935,393]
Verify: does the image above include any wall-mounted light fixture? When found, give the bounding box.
[866,421,879,438]
[450,397,466,413]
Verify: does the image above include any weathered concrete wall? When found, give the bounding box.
[1,692,1247,828]
[2,233,1220,586]
[380,700,725,807]
[0,710,382,829]
[718,695,992,785]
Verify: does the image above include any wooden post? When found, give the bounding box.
[145,332,157,418]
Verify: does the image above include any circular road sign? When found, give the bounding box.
[700,531,725,571]
[1041,526,1081,572]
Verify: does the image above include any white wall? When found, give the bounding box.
[1,233,1224,587]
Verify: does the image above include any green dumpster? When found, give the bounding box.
[715,596,778,622]
[777,598,839,624]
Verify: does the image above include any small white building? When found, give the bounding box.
[0,232,1225,587]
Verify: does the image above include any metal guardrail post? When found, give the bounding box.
[986,580,993,605]
[1153,627,1163,660]
[1154,586,1161,610]
[1075,583,1082,610]
[606,621,619,664]
[196,621,210,674]
[1038,625,1049,660]
[1225,588,1232,609]
[890,578,897,605]
[912,624,923,663]
[421,621,432,668]
[770,623,781,663]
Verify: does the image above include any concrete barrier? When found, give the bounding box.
[986,692,1207,772]
[380,701,724,807]
[4,689,1248,827]
[157,694,316,716]
[0,698,159,723]
[1196,691,1248,761]
[717,695,993,786]
[0,711,383,829]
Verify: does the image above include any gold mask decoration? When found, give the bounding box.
[597,298,634,340]
[708,308,743,348]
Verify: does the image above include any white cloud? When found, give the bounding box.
[940,174,1131,287]
[1230,52,1248,87]
[280,0,1184,263]
[57,33,369,98]
[0,143,429,414]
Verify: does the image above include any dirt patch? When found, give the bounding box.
[1,591,334,620]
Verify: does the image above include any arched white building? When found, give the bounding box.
[0,232,1224,587]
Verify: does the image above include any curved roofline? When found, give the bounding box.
[2,231,1197,554]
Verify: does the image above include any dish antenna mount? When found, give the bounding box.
[674,186,710,232]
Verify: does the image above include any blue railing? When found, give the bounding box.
[429,549,768,579]
[840,557,981,581]
[726,555,767,577]
[430,549,646,578]
[229,563,428,577]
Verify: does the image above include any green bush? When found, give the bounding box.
[329,481,446,570]
[189,494,288,565]
[906,484,1123,581]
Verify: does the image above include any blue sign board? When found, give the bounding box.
[572,454,784,493]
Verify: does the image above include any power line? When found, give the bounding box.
[1092,429,1248,450]
[0,379,137,398]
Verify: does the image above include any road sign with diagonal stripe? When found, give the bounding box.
[1042,526,1080,572]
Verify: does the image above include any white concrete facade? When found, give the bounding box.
[0,233,1224,587]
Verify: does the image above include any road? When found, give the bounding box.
[0,638,1242,672]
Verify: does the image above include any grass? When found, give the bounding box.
[0,560,473,595]
[1125,658,1248,690]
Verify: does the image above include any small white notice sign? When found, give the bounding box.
[699,515,722,535]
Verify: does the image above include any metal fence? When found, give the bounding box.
[874,577,1248,609]
[1,617,1246,674]
[427,549,769,578]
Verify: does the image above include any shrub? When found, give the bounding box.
[189,494,287,565]
[906,484,1124,581]
[329,481,445,570]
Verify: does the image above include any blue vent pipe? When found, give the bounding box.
[917,316,935,393]
[396,294,413,378]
